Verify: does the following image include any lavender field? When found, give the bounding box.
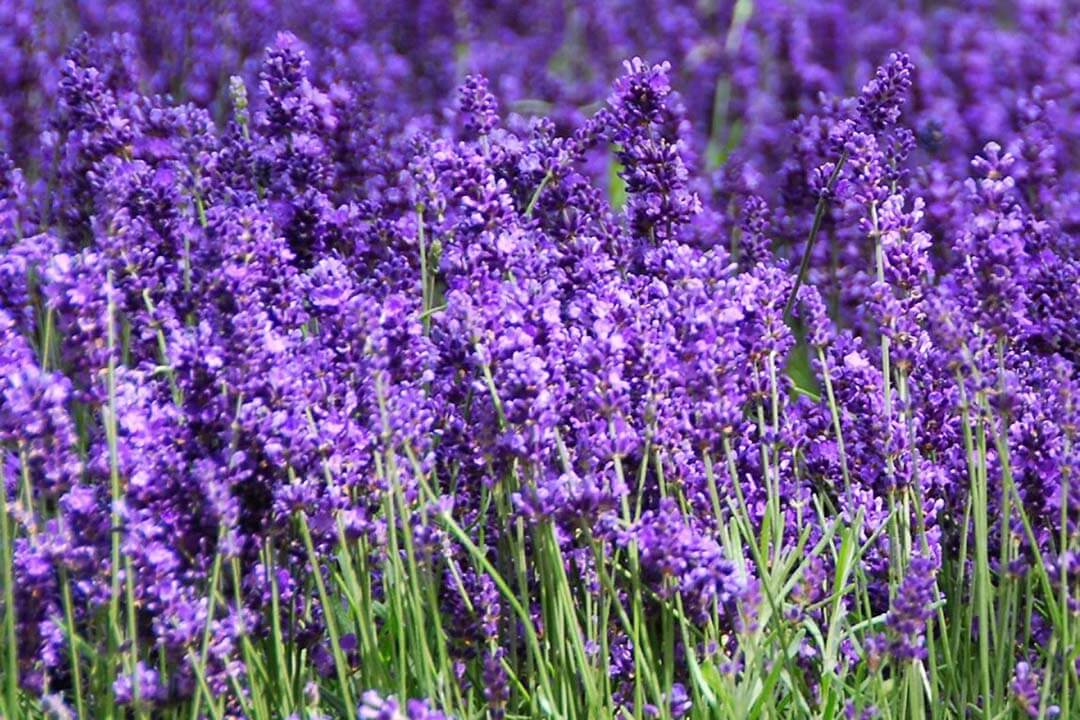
[1,2,1079,718]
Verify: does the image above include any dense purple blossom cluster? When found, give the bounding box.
[1,2,1079,718]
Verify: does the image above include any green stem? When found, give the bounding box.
[104,272,125,717]
[0,463,18,719]
[783,151,848,321]
[297,513,356,720]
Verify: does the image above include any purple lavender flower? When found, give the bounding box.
[113,661,165,706]
[483,648,509,719]
[628,498,746,623]
[738,195,772,268]
[858,52,914,131]
[0,309,82,498]
[885,556,938,661]
[458,75,499,139]
[1010,661,1060,718]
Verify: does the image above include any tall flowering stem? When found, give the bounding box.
[783,152,848,322]
[1,453,16,718]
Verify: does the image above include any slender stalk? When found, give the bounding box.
[297,513,356,720]
[263,541,295,712]
[422,489,560,718]
[525,170,553,217]
[0,458,18,720]
[971,395,994,713]
[1060,412,1074,720]
[104,272,126,717]
[188,535,226,720]
[783,151,848,321]
[417,206,431,333]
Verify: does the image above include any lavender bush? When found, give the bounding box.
[1,2,1079,719]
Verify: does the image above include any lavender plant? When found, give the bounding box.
[1,4,1078,720]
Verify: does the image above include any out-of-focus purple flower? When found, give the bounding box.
[358,689,453,720]
[1010,661,1060,718]
[113,661,165,706]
